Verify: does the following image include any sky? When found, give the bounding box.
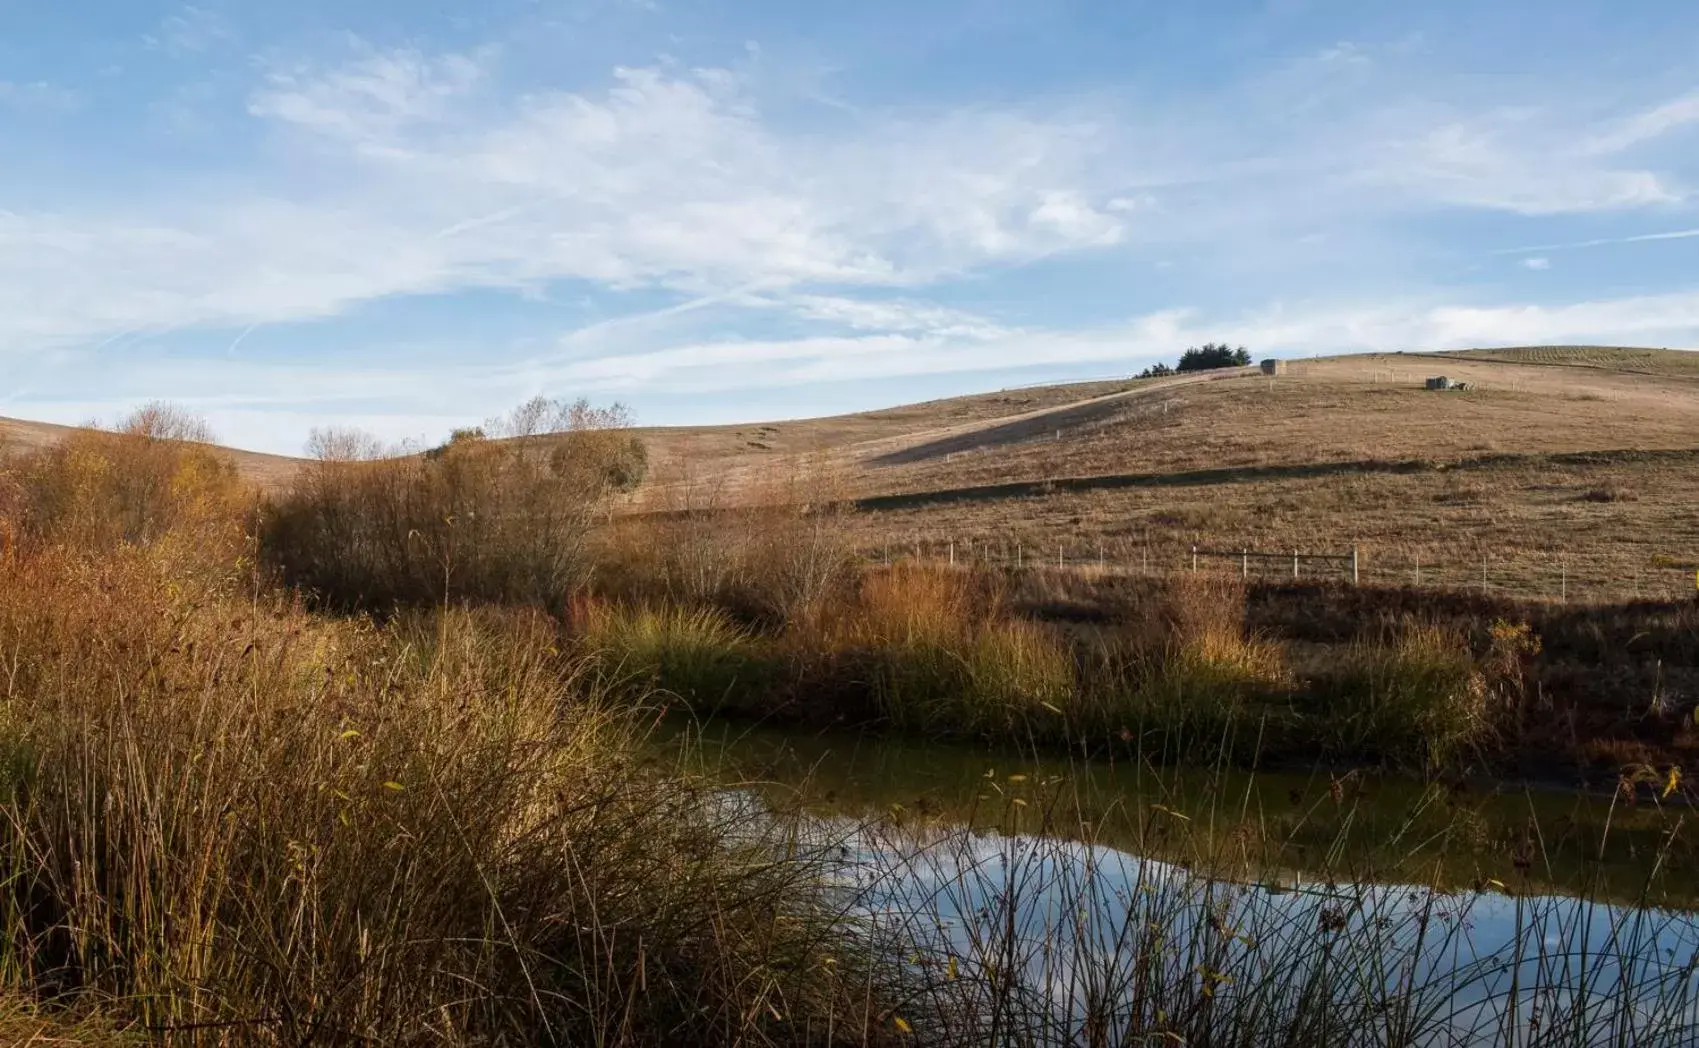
[3,0,1698,454]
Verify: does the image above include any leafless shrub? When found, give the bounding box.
[264,398,645,609]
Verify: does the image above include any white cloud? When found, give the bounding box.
[0,51,1135,356]
[249,48,486,146]
[254,54,1135,288]
[1521,257,1550,270]
[1316,41,1369,65]
[768,295,1012,339]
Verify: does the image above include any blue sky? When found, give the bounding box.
[3,0,1698,454]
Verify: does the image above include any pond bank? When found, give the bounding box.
[651,715,1699,909]
[586,566,1699,787]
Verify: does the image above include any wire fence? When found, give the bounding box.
[867,534,1699,606]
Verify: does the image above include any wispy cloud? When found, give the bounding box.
[143,5,236,57]
[1521,257,1550,270]
[1374,109,1681,215]
[1315,41,1370,66]
[0,49,1134,357]
[249,48,486,145]
[1585,92,1699,155]
[762,295,1013,339]
[0,80,81,114]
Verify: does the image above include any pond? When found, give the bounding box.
[653,717,1699,1046]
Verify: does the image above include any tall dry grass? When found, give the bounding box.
[576,599,782,714]
[823,563,1076,739]
[0,547,890,1046]
[596,456,859,628]
[1071,576,1294,759]
[1308,623,1492,768]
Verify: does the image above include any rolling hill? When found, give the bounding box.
[6,346,1698,602]
[624,346,1699,603]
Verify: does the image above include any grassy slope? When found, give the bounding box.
[630,347,1699,602]
[8,346,1698,600]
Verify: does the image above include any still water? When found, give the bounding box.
[655,718,1699,1046]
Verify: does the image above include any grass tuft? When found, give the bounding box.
[578,599,778,712]
[1309,622,1490,768]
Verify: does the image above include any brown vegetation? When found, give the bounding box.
[5,390,1699,1044]
[263,399,645,609]
[0,410,895,1047]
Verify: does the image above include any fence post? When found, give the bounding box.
[1058,542,1064,569]
[1241,549,1248,578]
[1016,543,1022,570]
[1293,550,1299,579]
[949,541,955,567]
[1351,546,1360,586]
[1098,542,1105,571]
[1191,545,1198,573]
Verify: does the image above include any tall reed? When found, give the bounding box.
[0,546,888,1045]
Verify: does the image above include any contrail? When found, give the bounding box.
[225,323,258,356]
[431,206,528,240]
[1496,227,1699,255]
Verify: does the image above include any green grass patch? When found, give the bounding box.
[1306,624,1489,769]
[579,601,782,713]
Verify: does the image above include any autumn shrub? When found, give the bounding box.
[0,403,250,578]
[263,398,644,609]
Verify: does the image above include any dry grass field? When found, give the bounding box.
[5,346,1697,602]
[626,346,1699,603]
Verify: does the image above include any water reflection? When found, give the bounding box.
[666,718,1699,1044]
[660,717,1699,907]
[844,820,1699,1046]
